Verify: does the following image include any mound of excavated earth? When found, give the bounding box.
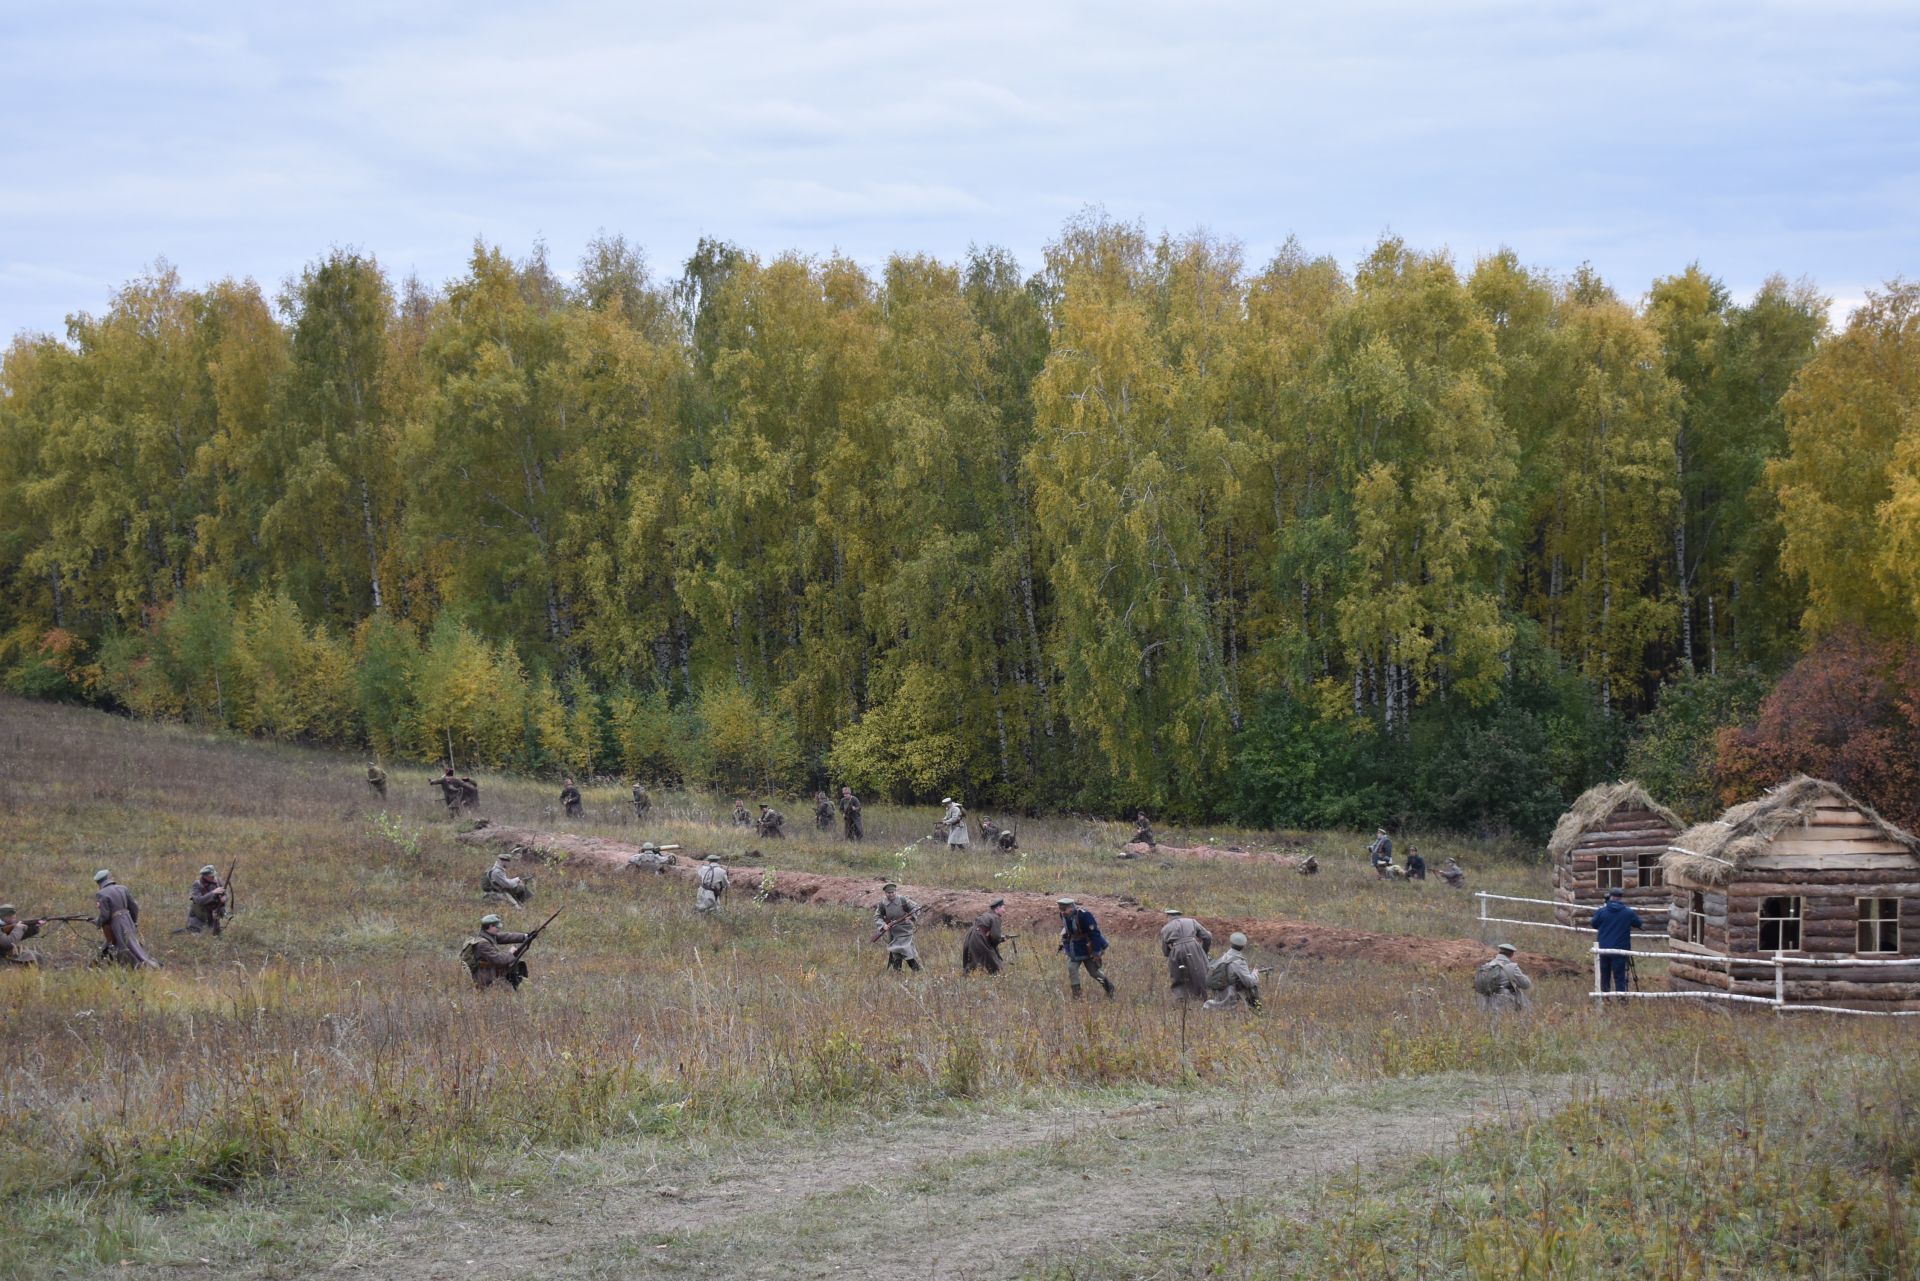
[460,826,1577,976]
[1118,840,1307,863]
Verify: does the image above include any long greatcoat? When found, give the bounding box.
[1159,916,1214,1000]
[94,881,159,969]
[963,909,1005,974]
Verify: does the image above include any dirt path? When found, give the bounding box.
[461,825,1577,976]
[286,1073,1568,1281]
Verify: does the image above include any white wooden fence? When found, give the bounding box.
[1474,891,1662,936]
[1589,946,1920,1017]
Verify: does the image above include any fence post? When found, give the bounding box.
[1593,946,1602,1000]
[1774,951,1786,1011]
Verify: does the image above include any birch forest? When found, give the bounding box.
[6,214,1917,837]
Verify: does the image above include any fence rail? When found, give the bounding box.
[1474,892,1663,937]
[1589,946,1920,1017]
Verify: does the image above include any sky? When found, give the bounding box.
[2,0,1916,339]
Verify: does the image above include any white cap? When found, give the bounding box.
[942,797,953,804]
[1057,897,1076,907]
[1229,932,1248,948]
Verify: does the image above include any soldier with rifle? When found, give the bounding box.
[559,777,583,818]
[631,782,651,820]
[962,897,1009,975]
[872,883,924,972]
[0,904,82,967]
[484,849,534,905]
[1203,933,1264,1011]
[184,863,233,935]
[756,803,786,838]
[366,761,387,799]
[813,790,835,831]
[696,854,730,913]
[1056,897,1114,999]
[461,909,560,990]
[430,767,464,815]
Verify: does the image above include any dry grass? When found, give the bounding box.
[2,697,1916,1278]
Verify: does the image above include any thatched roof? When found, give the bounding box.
[1663,775,1920,887]
[1547,781,1684,863]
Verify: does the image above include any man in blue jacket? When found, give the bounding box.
[1056,897,1116,999]
[1590,888,1643,995]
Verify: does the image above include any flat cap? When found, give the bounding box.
[200,865,217,876]
[93,869,111,884]
[1496,942,1517,954]
[480,913,503,927]
[1056,897,1076,907]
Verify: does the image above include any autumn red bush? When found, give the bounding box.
[1716,630,1920,829]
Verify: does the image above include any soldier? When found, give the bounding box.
[963,897,1008,975]
[1406,847,1427,881]
[366,761,387,799]
[457,775,481,812]
[0,906,44,967]
[631,781,652,819]
[1439,857,1466,889]
[185,865,229,935]
[430,767,464,815]
[484,850,533,904]
[559,777,583,818]
[873,883,924,972]
[1159,908,1213,1002]
[1056,898,1114,999]
[1367,827,1393,869]
[840,787,863,841]
[626,841,677,873]
[732,799,753,828]
[1296,855,1320,876]
[996,827,1017,852]
[1131,811,1156,849]
[93,870,159,969]
[757,804,786,839]
[1203,933,1262,1010]
[941,798,969,851]
[696,854,729,913]
[814,791,835,831]
[1474,943,1532,1012]
[461,914,531,990]
[979,816,1000,845]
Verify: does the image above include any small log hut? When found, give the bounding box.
[1549,781,1683,927]
[1661,776,1920,1011]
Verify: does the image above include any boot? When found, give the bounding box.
[1100,976,1116,999]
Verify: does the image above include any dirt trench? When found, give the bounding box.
[458,825,1576,977]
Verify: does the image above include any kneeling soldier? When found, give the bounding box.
[0,906,44,967]
[627,841,677,873]
[461,914,530,990]
[185,865,229,934]
[484,850,533,904]
[1204,933,1263,1010]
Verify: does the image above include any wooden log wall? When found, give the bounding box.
[1553,803,1681,926]
[1660,800,1920,1007]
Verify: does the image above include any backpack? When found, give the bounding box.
[459,938,482,971]
[1473,961,1508,996]
[1207,956,1234,992]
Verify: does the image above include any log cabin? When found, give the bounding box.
[1549,781,1683,927]
[1661,776,1920,1011]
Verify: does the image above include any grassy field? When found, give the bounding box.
[1,695,1914,1279]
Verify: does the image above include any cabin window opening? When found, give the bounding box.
[1637,853,1663,888]
[1858,898,1900,954]
[1688,892,1707,946]
[1759,897,1802,952]
[1596,854,1623,891]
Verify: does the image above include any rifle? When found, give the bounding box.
[869,903,928,944]
[31,915,91,926]
[223,860,239,917]
[512,909,562,961]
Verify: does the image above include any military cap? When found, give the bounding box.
[93,869,111,884]
[200,864,217,876]
[641,841,658,853]
[1164,908,1182,916]
[882,881,898,892]
[989,898,1005,909]
[1496,942,1517,954]
[1056,897,1076,907]
[705,853,722,862]
[1228,931,1249,949]
[498,849,515,861]
[480,913,503,927]
[0,905,15,918]
[941,797,953,804]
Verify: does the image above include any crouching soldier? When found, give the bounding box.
[93,870,159,969]
[756,804,786,838]
[963,897,1007,975]
[1204,933,1262,1010]
[696,854,729,913]
[185,865,229,934]
[0,906,44,967]
[484,850,533,904]
[461,914,529,990]
[1475,942,1532,1012]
